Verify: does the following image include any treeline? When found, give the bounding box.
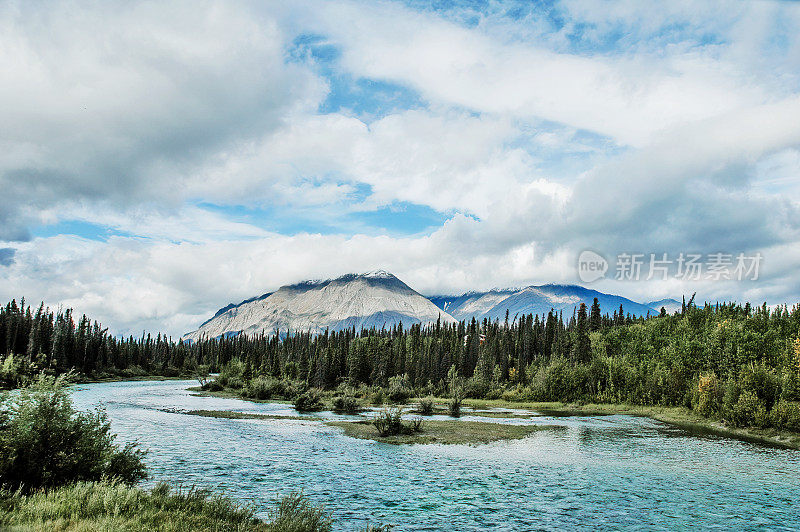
[0,299,197,387]
[3,297,800,432]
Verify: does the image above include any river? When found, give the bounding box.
[70,379,800,531]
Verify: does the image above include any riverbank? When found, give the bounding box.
[458,398,800,450]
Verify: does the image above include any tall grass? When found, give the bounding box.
[0,481,333,532]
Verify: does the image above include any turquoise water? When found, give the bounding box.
[71,380,800,531]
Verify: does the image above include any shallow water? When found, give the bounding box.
[71,380,800,531]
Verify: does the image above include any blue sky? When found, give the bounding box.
[2,0,800,336]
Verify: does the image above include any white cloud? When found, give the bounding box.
[307,0,779,147]
[2,0,800,337]
[0,0,324,239]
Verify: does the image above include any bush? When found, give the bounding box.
[0,373,147,492]
[417,397,435,416]
[448,395,463,418]
[695,372,722,417]
[243,376,286,400]
[485,387,504,400]
[293,390,324,412]
[373,407,405,436]
[387,375,412,404]
[772,400,800,432]
[740,363,780,410]
[728,390,769,428]
[464,378,489,399]
[369,388,385,405]
[202,380,224,392]
[216,360,245,388]
[331,394,361,414]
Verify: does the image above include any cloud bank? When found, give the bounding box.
[1,0,799,337]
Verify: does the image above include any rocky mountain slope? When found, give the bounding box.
[183,270,456,341]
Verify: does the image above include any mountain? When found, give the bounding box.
[183,270,456,341]
[646,298,683,314]
[428,284,659,322]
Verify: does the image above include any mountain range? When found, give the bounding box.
[183,270,680,341]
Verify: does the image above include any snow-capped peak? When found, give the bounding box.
[361,269,395,279]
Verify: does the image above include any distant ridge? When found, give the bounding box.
[428,284,660,322]
[186,270,680,340]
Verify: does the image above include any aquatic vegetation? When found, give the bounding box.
[183,410,316,421]
[372,407,424,437]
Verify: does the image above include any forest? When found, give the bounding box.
[2,296,799,432]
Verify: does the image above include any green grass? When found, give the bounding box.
[183,410,319,421]
[187,387,293,404]
[327,419,544,445]
[0,481,333,532]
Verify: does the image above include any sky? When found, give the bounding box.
[2,0,800,338]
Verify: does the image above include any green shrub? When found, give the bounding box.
[373,407,405,436]
[0,373,147,492]
[293,390,324,412]
[202,380,224,392]
[331,394,361,414]
[464,378,489,399]
[387,375,412,404]
[448,395,463,418]
[772,400,800,431]
[740,363,781,410]
[216,360,245,388]
[417,397,435,416]
[728,390,769,428]
[781,371,800,402]
[243,376,286,400]
[369,388,385,405]
[485,387,504,400]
